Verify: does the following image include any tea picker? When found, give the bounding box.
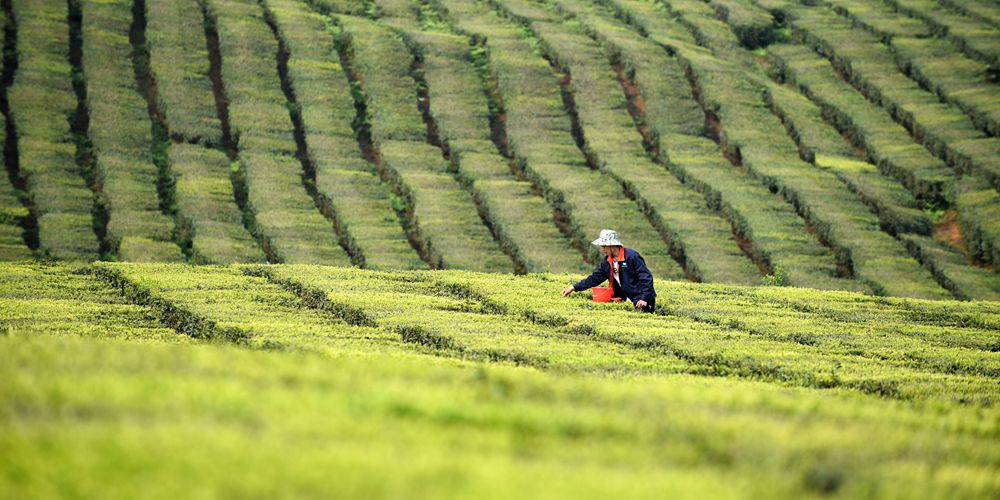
[561,229,657,313]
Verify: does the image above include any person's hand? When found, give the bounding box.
[635,299,648,309]
[562,286,575,297]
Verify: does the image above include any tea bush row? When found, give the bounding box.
[763,83,931,237]
[432,0,689,281]
[6,0,98,260]
[766,43,1000,278]
[596,0,949,299]
[79,0,183,262]
[143,0,265,264]
[264,0,425,270]
[209,0,351,264]
[561,0,853,290]
[334,13,513,272]
[498,0,763,285]
[373,0,588,274]
[880,0,1000,68]
[815,0,1000,138]
[0,114,32,260]
[775,2,1000,195]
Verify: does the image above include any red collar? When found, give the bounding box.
[607,246,625,264]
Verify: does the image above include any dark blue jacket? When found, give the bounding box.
[573,247,656,303]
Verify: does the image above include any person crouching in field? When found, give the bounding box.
[562,229,657,313]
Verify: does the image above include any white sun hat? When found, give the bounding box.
[591,229,623,247]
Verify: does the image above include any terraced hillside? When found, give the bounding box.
[3,1,999,494]
[1,0,997,300]
[1,261,999,497]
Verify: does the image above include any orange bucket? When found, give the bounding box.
[592,286,621,303]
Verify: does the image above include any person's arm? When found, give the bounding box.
[562,261,610,296]
[630,253,655,303]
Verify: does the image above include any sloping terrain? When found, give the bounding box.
[0,0,997,300]
[2,0,1000,495]
[1,262,998,497]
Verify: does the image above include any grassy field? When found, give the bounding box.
[2,0,1000,495]
[1,261,999,498]
[2,0,998,294]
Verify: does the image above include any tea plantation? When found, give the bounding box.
[1,0,999,496]
[1,262,999,497]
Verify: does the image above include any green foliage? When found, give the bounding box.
[708,0,777,49]
[147,0,222,145]
[2,262,1000,497]
[760,264,787,286]
[336,13,512,272]
[922,204,945,222]
[773,26,791,42]
[778,3,1000,197]
[268,0,422,270]
[8,0,98,261]
[81,0,183,263]
[562,0,862,290]
[505,0,766,284]
[417,2,450,32]
[172,145,264,264]
[621,0,952,299]
[379,4,585,274]
[213,0,351,265]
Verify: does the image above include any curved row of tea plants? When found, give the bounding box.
[80,0,183,262]
[372,0,589,274]
[1,261,998,497]
[5,0,98,260]
[145,0,265,264]
[264,0,425,270]
[0,0,997,302]
[334,13,515,272]
[210,0,350,264]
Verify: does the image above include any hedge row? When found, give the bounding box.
[890,36,1000,140]
[265,0,424,270]
[7,0,98,260]
[805,0,929,41]
[0,263,188,342]
[375,0,588,274]
[956,175,1000,270]
[169,144,265,264]
[0,114,32,260]
[762,83,931,236]
[265,265,658,369]
[144,0,263,264]
[504,0,762,285]
[10,261,1000,404]
[880,0,1000,68]
[765,44,954,205]
[635,0,952,299]
[937,0,1000,31]
[335,14,513,272]
[433,0,690,281]
[901,234,1000,302]
[210,0,351,264]
[765,44,1000,274]
[146,0,222,146]
[80,0,183,262]
[762,83,1000,299]
[706,0,776,49]
[249,263,1000,397]
[583,0,862,291]
[819,0,1000,138]
[778,3,1000,194]
[439,269,1000,401]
